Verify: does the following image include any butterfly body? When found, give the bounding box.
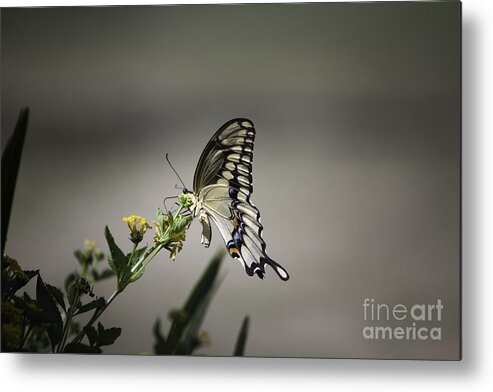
[185,118,289,281]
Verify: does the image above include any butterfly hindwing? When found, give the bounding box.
[193,118,289,281]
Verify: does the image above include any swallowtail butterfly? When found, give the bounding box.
[184,118,289,281]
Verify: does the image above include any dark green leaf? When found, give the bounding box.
[63,342,102,354]
[91,268,114,282]
[75,297,106,316]
[73,249,85,266]
[163,250,224,354]
[45,283,66,312]
[1,107,29,253]
[36,275,63,349]
[104,226,129,287]
[183,250,224,317]
[84,325,98,346]
[64,272,79,298]
[14,293,54,327]
[153,319,167,355]
[96,323,121,346]
[175,282,220,355]
[233,316,250,356]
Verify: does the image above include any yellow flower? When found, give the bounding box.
[122,215,152,244]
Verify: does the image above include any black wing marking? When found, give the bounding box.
[194,118,289,281]
[193,118,255,194]
[202,194,289,281]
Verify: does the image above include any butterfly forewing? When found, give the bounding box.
[193,119,255,194]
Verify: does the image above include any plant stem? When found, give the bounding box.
[69,289,120,345]
[57,281,81,352]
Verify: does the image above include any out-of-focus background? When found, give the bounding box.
[1,2,460,359]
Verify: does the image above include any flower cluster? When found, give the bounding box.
[152,209,190,261]
[122,215,152,244]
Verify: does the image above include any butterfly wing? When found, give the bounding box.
[193,118,289,281]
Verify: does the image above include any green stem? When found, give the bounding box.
[69,289,120,345]
[57,281,81,352]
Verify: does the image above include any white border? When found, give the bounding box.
[2,0,492,391]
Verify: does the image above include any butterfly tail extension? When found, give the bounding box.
[261,257,290,281]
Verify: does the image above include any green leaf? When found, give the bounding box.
[153,319,167,355]
[129,266,145,284]
[63,342,102,354]
[171,215,192,236]
[91,268,115,282]
[73,249,86,266]
[45,283,66,312]
[104,225,129,288]
[36,275,63,350]
[82,323,121,348]
[1,107,29,253]
[233,316,250,356]
[127,245,148,282]
[74,297,106,316]
[167,211,174,226]
[84,325,98,346]
[161,250,225,355]
[182,250,224,319]
[64,272,79,298]
[12,294,50,326]
[129,245,148,265]
[95,323,121,346]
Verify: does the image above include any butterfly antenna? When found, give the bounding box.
[163,195,179,214]
[165,153,188,191]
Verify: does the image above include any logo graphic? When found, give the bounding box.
[362,298,443,341]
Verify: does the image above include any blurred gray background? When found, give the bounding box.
[1,2,460,359]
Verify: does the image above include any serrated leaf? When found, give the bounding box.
[36,275,63,349]
[96,323,121,346]
[75,297,106,316]
[63,342,102,354]
[1,107,29,253]
[233,316,250,356]
[84,325,98,347]
[104,225,129,287]
[45,283,66,312]
[91,268,115,282]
